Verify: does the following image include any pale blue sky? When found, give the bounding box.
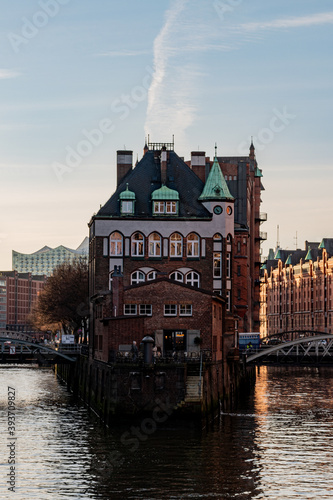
[1,0,332,269]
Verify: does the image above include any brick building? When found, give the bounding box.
[260,239,333,337]
[0,271,46,331]
[88,140,264,361]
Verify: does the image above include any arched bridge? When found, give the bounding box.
[245,331,333,365]
[0,337,79,365]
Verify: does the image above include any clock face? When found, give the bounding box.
[226,206,233,215]
[213,205,222,215]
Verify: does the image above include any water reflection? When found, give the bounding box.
[1,366,333,499]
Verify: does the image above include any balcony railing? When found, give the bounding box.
[255,212,268,223]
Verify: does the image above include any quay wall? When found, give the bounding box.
[56,354,255,424]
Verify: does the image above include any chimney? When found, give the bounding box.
[190,151,206,183]
[117,150,133,187]
[161,145,167,184]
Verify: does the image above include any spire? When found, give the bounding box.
[199,150,233,201]
[285,254,292,266]
[249,138,255,160]
[305,248,313,261]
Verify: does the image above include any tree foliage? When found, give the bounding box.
[30,259,89,341]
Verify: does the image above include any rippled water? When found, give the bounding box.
[0,365,333,499]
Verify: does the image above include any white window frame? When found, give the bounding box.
[131,271,145,285]
[185,271,200,288]
[147,271,157,281]
[187,233,200,257]
[179,304,192,316]
[164,304,177,316]
[148,233,161,257]
[170,271,184,282]
[170,233,183,257]
[153,201,164,214]
[121,200,133,214]
[131,232,144,257]
[165,201,177,214]
[124,304,137,315]
[110,232,123,256]
[139,304,152,316]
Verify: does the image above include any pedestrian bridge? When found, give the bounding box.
[0,335,81,365]
[246,332,333,365]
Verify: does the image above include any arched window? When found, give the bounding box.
[187,233,199,257]
[147,271,157,281]
[185,271,200,288]
[213,233,222,241]
[227,233,232,243]
[170,271,184,282]
[131,271,145,285]
[110,232,123,256]
[170,233,182,257]
[131,232,144,257]
[148,233,161,257]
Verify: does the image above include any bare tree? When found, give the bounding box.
[30,259,89,343]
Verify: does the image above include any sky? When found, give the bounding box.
[1,0,332,269]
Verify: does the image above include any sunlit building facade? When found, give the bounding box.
[260,239,333,336]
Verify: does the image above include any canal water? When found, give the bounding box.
[1,365,333,499]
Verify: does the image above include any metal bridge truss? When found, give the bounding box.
[246,334,333,365]
[0,337,77,364]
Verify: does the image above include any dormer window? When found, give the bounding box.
[119,183,135,215]
[151,185,179,216]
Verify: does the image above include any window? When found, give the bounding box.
[121,201,133,214]
[170,233,182,257]
[237,241,241,253]
[139,304,152,316]
[227,234,232,243]
[166,201,177,214]
[131,271,145,285]
[213,253,222,278]
[213,233,222,241]
[109,271,113,290]
[226,291,231,312]
[148,233,161,257]
[110,232,123,256]
[179,304,192,316]
[170,271,183,282]
[147,271,157,281]
[153,201,164,214]
[164,304,177,316]
[226,253,231,278]
[186,271,200,288]
[131,232,144,257]
[187,233,199,257]
[124,304,137,315]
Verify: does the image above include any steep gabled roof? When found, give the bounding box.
[199,156,234,201]
[97,150,210,218]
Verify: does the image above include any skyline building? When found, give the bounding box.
[12,237,89,276]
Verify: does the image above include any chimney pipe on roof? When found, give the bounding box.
[117,150,133,187]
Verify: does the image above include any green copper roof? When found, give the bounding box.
[199,156,234,201]
[305,248,312,261]
[119,183,136,200]
[274,248,282,259]
[285,254,292,266]
[319,239,325,249]
[151,185,179,201]
[260,263,267,270]
[255,166,263,177]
